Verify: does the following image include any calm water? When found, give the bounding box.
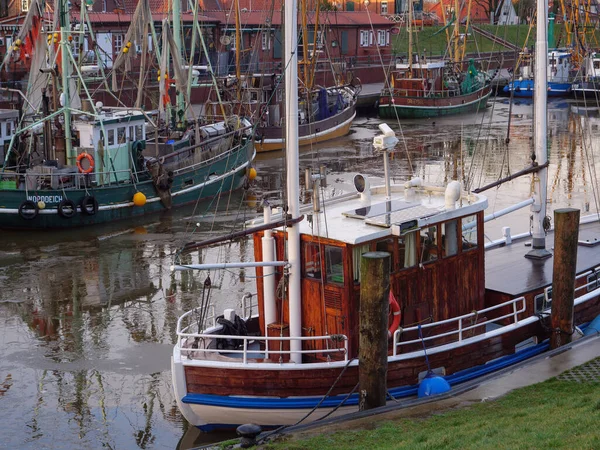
[1,98,598,449]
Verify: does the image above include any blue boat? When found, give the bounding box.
[504,49,573,97]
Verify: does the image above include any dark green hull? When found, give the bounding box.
[0,143,253,229]
[378,86,491,119]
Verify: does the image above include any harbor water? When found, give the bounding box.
[1,98,599,449]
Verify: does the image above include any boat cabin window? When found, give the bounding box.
[420,226,438,263]
[325,246,344,284]
[376,239,396,271]
[117,127,126,144]
[442,220,459,257]
[303,242,322,279]
[107,129,115,146]
[461,214,478,251]
[135,125,144,140]
[352,244,370,282]
[398,231,417,270]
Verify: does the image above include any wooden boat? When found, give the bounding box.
[378,59,491,119]
[171,0,600,431]
[0,0,255,230]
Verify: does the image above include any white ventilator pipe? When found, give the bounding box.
[262,205,277,327]
[285,0,303,364]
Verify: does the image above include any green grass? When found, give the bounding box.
[263,377,600,450]
[391,24,600,57]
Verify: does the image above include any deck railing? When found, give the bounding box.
[176,309,348,365]
[392,296,527,355]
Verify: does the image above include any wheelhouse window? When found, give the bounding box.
[326,246,344,284]
[398,231,417,270]
[534,288,552,313]
[420,226,438,263]
[376,238,396,271]
[107,129,115,146]
[303,242,321,279]
[461,214,478,251]
[442,220,458,257]
[587,268,600,292]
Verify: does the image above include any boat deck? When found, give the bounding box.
[485,221,600,296]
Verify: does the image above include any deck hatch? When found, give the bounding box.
[342,200,420,220]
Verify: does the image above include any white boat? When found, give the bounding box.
[171,0,600,431]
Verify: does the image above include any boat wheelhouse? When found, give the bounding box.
[572,52,600,100]
[504,49,573,97]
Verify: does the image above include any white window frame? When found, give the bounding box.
[381,1,388,14]
[114,34,124,55]
[261,32,270,51]
[21,0,29,12]
[377,30,386,46]
[360,30,370,47]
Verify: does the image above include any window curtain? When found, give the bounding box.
[404,231,417,268]
[352,245,370,282]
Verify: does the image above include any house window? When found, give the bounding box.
[360,30,370,47]
[261,32,270,50]
[325,246,344,284]
[377,30,387,46]
[114,34,124,55]
[381,1,388,14]
[21,0,29,11]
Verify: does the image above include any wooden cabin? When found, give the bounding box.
[253,180,487,361]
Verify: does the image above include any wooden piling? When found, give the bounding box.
[550,208,580,349]
[359,251,391,411]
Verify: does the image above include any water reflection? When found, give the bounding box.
[1,99,600,449]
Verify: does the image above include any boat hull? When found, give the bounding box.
[0,143,254,229]
[378,86,491,119]
[172,293,600,430]
[503,79,572,97]
[255,107,356,153]
[572,81,600,101]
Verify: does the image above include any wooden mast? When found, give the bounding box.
[408,0,413,76]
[460,0,473,62]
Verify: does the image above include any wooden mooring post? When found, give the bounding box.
[551,208,580,349]
[359,251,390,411]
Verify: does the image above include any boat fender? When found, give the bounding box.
[583,314,600,336]
[80,195,98,216]
[418,371,451,398]
[76,152,95,174]
[57,199,77,218]
[18,200,39,220]
[388,291,401,339]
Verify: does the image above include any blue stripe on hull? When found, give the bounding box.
[183,342,548,416]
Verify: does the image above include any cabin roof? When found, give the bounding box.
[485,221,600,296]
[0,109,19,120]
[255,181,487,246]
[396,61,445,70]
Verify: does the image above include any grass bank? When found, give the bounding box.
[392,24,600,57]
[263,371,600,449]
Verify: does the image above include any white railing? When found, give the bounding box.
[176,310,348,365]
[393,296,527,356]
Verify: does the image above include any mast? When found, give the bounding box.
[234,0,241,86]
[172,0,185,118]
[59,0,73,164]
[284,0,302,364]
[526,0,551,259]
[408,0,413,75]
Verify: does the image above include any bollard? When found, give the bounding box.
[358,251,391,411]
[236,423,262,448]
[550,208,580,349]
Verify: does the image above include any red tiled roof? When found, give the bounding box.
[202,10,395,27]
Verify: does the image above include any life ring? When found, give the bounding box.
[18,200,38,220]
[76,152,95,174]
[388,290,401,339]
[57,199,76,218]
[80,195,98,216]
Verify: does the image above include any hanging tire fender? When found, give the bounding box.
[18,200,38,220]
[80,195,98,216]
[57,199,77,218]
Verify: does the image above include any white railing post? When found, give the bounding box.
[458,317,463,341]
[513,300,519,323]
[243,339,248,364]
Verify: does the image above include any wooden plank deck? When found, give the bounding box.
[485,222,600,296]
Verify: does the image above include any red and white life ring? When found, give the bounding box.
[388,290,401,339]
